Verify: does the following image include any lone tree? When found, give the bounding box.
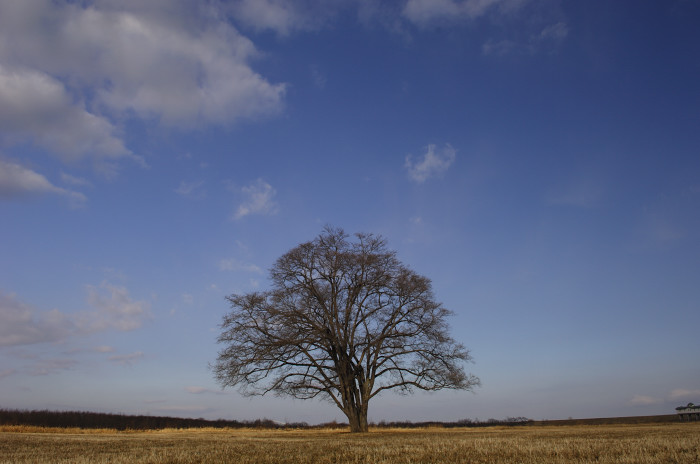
[213,227,479,432]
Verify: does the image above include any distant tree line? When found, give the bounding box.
[0,409,306,430]
[0,408,534,430]
[370,417,533,428]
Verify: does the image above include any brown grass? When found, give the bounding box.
[1,423,699,463]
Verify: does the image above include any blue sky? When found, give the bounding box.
[1,0,699,423]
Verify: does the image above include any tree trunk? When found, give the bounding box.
[347,406,369,433]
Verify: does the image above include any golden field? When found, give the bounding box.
[1,423,699,463]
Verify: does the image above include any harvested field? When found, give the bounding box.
[1,423,699,463]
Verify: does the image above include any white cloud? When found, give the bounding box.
[234,178,279,219]
[405,143,456,183]
[80,281,152,332]
[0,64,133,164]
[0,159,87,207]
[0,291,73,347]
[219,258,262,273]
[0,283,150,348]
[0,0,285,166]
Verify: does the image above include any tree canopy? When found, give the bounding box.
[213,227,479,432]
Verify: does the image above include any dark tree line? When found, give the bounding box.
[0,408,534,430]
[0,409,306,430]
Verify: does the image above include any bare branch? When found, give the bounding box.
[213,227,479,432]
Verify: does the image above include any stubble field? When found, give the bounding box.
[1,422,699,463]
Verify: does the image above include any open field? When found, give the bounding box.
[2,423,699,464]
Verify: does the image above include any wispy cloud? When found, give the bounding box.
[225,0,338,36]
[0,368,17,380]
[0,159,86,207]
[483,21,569,56]
[94,345,115,353]
[310,64,327,89]
[0,282,150,348]
[108,351,145,366]
[225,0,561,47]
[402,0,503,25]
[234,178,279,219]
[79,282,152,332]
[539,22,568,41]
[175,180,205,198]
[0,291,73,347]
[628,394,662,406]
[60,172,93,188]
[669,389,700,401]
[30,358,78,376]
[405,144,456,183]
[219,258,262,273]
[628,389,700,407]
[547,177,604,208]
[185,386,227,395]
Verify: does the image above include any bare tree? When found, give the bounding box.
[213,227,479,432]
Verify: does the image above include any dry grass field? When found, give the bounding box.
[1,422,699,463]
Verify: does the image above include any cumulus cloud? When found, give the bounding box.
[0,0,285,166]
[234,178,279,219]
[0,159,87,207]
[0,64,133,165]
[405,143,456,183]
